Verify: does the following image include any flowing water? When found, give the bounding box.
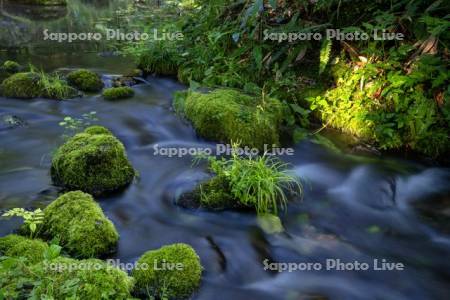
[1,1,450,300]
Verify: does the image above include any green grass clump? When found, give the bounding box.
[67,69,104,92]
[198,149,302,215]
[39,191,119,258]
[138,42,180,76]
[174,89,285,149]
[0,257,134,299]
[51,126,135,195]
[102,87,134,100]
[0,235,49,264]
[132,243,202,299]
[39,71,78,100]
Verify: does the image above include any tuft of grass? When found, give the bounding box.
[200,144,302,215]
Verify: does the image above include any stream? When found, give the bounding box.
[1,1,450,300]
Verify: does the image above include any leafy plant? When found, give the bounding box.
[2,208,44,239]
[199,143,302,215]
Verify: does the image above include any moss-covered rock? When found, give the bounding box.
[0,234,49,264]
[51,126,135,195]
[7,0,67,6]
[174,89,285,149]
[67,69,104,92]
[1,257,134,299]
[0,71,75,99]
[0,72,43,98]
[38,191,119,258]
[2,60,22,73]
[132,243,202,299]
[102,87,134,100]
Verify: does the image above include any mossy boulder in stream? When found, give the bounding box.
[67,69,104,92]
[132,243,202,299]
[0,61,22,84]
[0,257,134,299]
[0,234,49,264]
[8,0,67,6]
[0,71,76,99]
[174,89,285,149]
[51,126,135,195]
[39,191,119,258]
[0,72,43,98]
[103,86,134,100]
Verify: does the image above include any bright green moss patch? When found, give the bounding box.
[51,126,135,195]
[0,235,49,264]
[174,89,285,149]
[39,191,119,258]
[132,243,202,299]
[67,69,104,92]
[103,86,134,100]
[0,71,76,100]
[0,257,134,299]
[0,72,43,98]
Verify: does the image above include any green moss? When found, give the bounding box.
[40,191,119,258]
[197,176,237,210]
[0,72,43,98]
[9,0,67,6]
[1,257,134,299]
[51,126,135,195]
[67,69,104,92]
[102,87,134,100]
[132,243,202,299]
[0,235,49,264]
[2,60,21,73]
[174,89,285,149]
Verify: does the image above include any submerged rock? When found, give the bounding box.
[39,191,119,258]
[67,69,104,92]
[132,243,202,299]
[0,114,27,130]
[174,89,285,149]
[103,87,134,100]
[51,126,135,195]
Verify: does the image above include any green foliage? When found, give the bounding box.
[12,0,67,5]
[174,89,285,149]
[51,126,135,195]
[308,53,449,157]
[39,191,119,258]
[132,243,202,299]
[2,208,44,238]
[137,41,181,76]
[39,71,77,100]
[0,257,134,299]
[102,87,135,100]
[319,39,332,75]
[198,146,302,215]
[67,69,104,92]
